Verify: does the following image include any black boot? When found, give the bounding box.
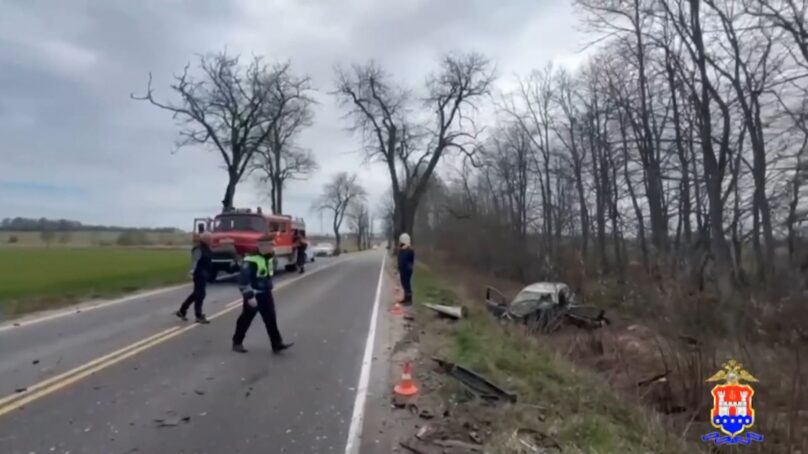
[272,342,294,354]
[175,310,188,321]
[232,344,248,353]
[195,315,210,324]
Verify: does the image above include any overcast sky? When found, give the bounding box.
[0,0,588,233]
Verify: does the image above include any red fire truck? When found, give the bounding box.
[193,208,307,282]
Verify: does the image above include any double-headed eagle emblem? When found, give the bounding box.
[706,359,758,385]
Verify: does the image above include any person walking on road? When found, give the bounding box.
[296,234,308,274]
[232,236,294,354]
[176,232,212,324]
[397,232,415,306]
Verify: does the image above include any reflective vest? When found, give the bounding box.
[244,254,273,277]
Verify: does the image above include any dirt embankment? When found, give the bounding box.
[393,256,806,454]
[379,259,697,453]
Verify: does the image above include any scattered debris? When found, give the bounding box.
[14,387,27,393]
[637,372,669,388]
[194,389,205,396]
[415,425,434,440]
[154,415,190,428]
[32,359,40,365]
[423,303,466,320]
[506,428,562,453]
[432,358,517,403]
[468,431,483,444]
[399,440,431,454]
[432,439,485,452]
[485,283,608,333]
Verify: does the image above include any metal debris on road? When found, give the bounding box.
[154,416,190,428]
[423,303,467,320]
[432,358,518,403]
[194,389,206,396]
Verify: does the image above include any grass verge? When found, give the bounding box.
[411,263,696,453]
[0,247,190,317]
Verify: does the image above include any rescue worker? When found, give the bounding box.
[232,235,294,354]
[296,234,308,274]
[397,232,415,305]
[176,232,212,324]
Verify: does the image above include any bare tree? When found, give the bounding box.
[132,51,296,211]
[252,69,318,214]
[314,172,366,254]
[334,52,494,241]
[348,201,371,251]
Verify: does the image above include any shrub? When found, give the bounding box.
[8,235,19,244]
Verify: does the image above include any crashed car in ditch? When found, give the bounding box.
[485,282,609,333]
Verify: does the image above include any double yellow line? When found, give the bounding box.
[0,257,347,418]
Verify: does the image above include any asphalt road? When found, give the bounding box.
[0,251,390,454]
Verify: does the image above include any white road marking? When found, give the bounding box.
[344,252,386,454]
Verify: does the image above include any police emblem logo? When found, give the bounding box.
[702,359,764,446]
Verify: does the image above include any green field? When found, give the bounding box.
[0,248,191,316]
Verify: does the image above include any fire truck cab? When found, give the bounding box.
[193,208,307,282]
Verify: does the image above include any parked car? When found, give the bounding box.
[312,243,335,257]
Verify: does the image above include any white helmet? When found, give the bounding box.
[399,233,411,246]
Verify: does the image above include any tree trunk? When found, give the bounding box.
[222,173,238,211]
[270,183,278,214]
[333,219,342,255]
[274,175,284,214]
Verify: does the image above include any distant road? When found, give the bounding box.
[0,251,390,454]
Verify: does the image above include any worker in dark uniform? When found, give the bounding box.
[397,233,415,305]
[176,232,212,324]
[232,236,294,354]
[296,234,308,274]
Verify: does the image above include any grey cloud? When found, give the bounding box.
[0,0,581,231]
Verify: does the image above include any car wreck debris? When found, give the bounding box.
[485,283,608,333]
[423,303,466,320]
[432,357,517,403]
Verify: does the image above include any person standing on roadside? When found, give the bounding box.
[232,236,294,354]
[296,233,308,274]
[397,233,415,305]
[176,232,212,324]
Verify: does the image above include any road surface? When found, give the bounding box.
[0,251,392,454]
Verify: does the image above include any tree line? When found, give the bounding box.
[413,0,808,305]
[138,0,808,303]
[0,217,180,233]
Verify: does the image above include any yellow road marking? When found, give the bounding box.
[0,326,180,410]
[0,257,349,417]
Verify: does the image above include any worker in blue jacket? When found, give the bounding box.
[176,232,212,324]
[232,236,293,354]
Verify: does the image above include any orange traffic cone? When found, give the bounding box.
[393,361,419,397]
[391,302,404,316]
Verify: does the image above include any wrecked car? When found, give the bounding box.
[485,282,609,333]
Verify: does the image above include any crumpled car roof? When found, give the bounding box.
[521,282,569,295]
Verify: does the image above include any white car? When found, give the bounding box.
[312,243,335,257]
